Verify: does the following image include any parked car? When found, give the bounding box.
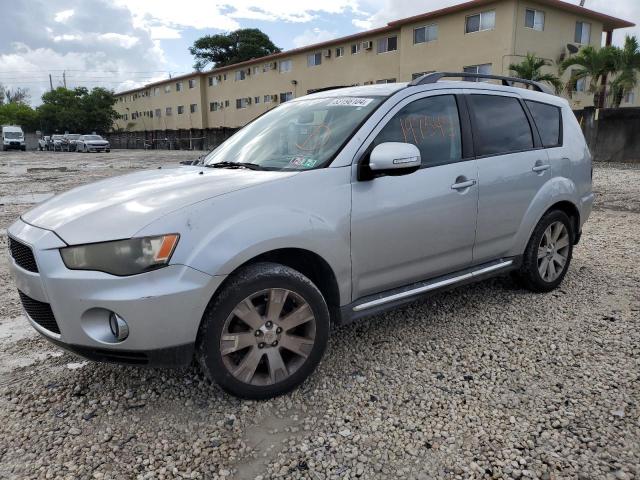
[76,134,110,153]
[51,134,65,151]
[38,136,51,151]
[2,125,26,151]
[61,133,82,152]
[7,73,593,399]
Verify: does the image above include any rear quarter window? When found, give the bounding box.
[467,95,534,156]
[525,100,562,147]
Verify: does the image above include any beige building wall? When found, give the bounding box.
[113,0,635,132]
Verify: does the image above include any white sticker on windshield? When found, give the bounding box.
[328,97,374,107]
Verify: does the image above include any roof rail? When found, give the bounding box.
[408,72,554,95]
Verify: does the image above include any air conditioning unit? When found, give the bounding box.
[323,49,332,58]
[247,97,252,104]
[362,41,372,50]
[272,94,278,102]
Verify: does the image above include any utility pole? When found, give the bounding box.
[49,74,53,92]
[63,71,67,88]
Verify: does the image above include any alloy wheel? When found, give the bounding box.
[220,288,317,386]
[537,221,570,282]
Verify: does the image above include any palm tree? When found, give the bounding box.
[561,45,618,108]
[509,53,563,93]
[610,35,640,107]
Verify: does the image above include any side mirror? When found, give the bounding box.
[369,142,421,172]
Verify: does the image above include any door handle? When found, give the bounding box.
[532,164,550,173]
[451,179,476,190]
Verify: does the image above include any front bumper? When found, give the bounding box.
[7,219,225,367]
[3,142,24,149]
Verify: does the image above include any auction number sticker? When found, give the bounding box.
[328,97,374,107]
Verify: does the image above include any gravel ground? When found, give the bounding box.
[0,150,638,480]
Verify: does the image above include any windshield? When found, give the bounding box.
[66,134,81,140]
[203,96,384,170]
[52,135,64,140]
[83,135,103,140]
[4,132,22,139]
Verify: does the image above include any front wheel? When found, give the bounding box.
[197,262,330,399]
[517,210,574,292]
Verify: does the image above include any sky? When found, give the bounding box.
[0,0,638,106]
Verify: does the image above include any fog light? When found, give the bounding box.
[108,312,129,341]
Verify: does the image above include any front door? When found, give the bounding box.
[351,94,478,300]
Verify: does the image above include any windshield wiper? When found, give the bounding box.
[206,161,264,170]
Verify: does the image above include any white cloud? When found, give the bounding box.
[53,34,82,42]
[149,25,182,40]
[54,9,75,23]
[293,28,338,48]
[98,33,140,49]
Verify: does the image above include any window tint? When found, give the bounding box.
[468,95,533,156]
[525,100,561,147]
[373,95,462,167]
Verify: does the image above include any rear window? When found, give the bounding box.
[468,95,533,156]
[525,100,562,147]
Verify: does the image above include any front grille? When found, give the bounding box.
[18,291,61,334]
[8,237,39,272]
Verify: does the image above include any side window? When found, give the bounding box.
[525,100,562,147]
[372,95,462,167]
[467,95,533,156]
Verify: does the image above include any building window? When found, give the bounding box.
[376,78,396,84]
[279,60,292,73]
[377,36,398,53]
[336,47,344,57]
[351,43,361,55]
[190,103,197,113]
[236,98,249,109]
[465,10,496,33]
[235,70,246,81]
[225,100,230,107]
[571,70,586,92]
[155,108,161,117]
[525,9,545,31]
[164,85,171,93]
[307,53,322,67]
[414,24,438,44]
[264,95,272,103]
[177,105,184,114]
[154,87,160,96]
[624,91,636,104]
[176,81,183,92]
[254,96,261,104]
[188,79,196,89]
[463,63,492,80]
[165,107,172,116]
[575,21,591,44]
[210,102,218,112]
[280,92,293,103]
[253,66,261,75]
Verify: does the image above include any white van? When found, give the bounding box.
[2,125,26,151]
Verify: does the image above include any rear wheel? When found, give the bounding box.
[518,210,573,292]
[197,262,330,399]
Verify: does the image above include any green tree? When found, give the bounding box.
[509,53,563,93]
[561,45,618,108]
[189,28,281,70]
[37,87,117,134]
[4,87,30,105]
[610,35,640,107]
[0,102,39,130]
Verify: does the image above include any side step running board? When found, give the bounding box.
[353,259,514,313]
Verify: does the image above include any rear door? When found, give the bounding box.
[466,92,550,262]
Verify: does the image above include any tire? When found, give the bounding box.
[197,262,330,399]
[518,210,574,292]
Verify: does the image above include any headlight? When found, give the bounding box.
[60,234,179,276]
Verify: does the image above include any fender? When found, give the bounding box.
[135,167,353,305]
[508,175,579,257]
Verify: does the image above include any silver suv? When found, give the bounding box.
[8,73,593,399]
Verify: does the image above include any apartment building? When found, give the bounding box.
[114,0,635,132]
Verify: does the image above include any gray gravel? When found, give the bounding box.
[0,150,639,480]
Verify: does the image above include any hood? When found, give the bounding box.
[22,166,296,244]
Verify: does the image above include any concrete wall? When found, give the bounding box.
[576,107,640,163]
